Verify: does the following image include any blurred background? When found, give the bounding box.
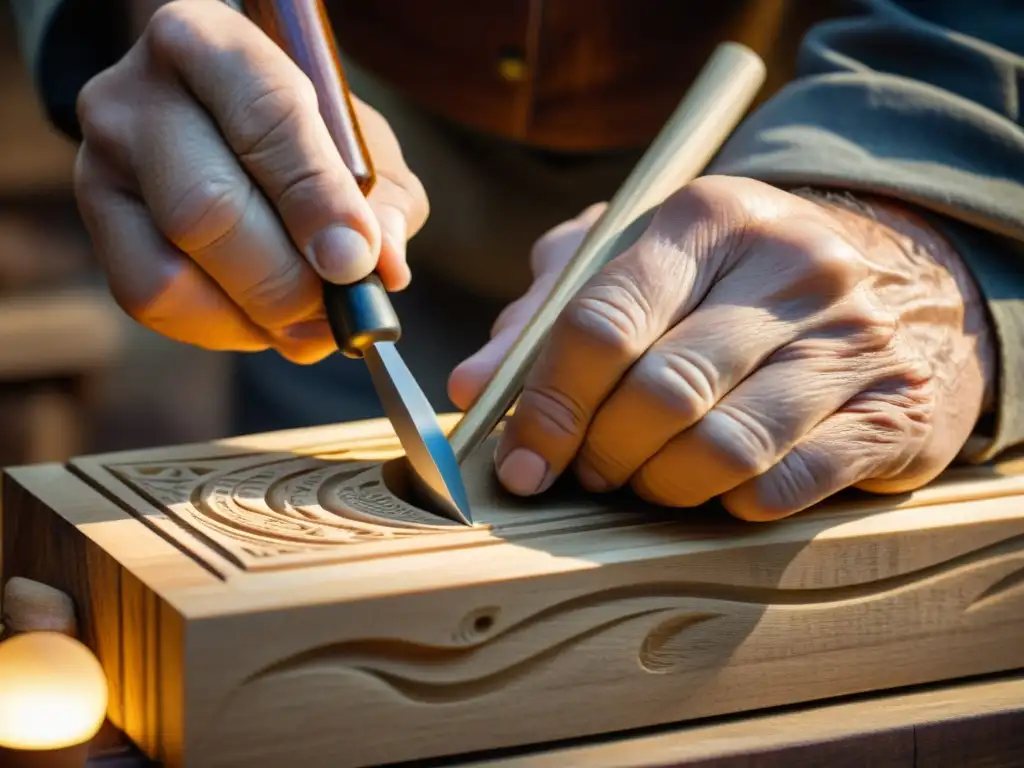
[0,1,231,466]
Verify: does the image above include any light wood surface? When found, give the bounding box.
[4,413,1024,767]
[457,672,1024,767]
[82,671,1024,766]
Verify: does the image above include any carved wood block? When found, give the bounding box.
[4,414,1024,767]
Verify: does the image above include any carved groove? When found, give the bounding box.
[222,534,1024,710]
[968,566,1024,612]
[639,613,721,673]
[105,453,666,571]
[255,610,669,705]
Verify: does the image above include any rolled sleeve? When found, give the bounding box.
[9,0,126,141]
[710,0,1024,462]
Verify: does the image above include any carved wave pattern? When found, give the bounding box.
[227,532,1024,707]
[108,453,470,568]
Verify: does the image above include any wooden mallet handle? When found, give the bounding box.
[242,0,403,359]
[448,42,768,462]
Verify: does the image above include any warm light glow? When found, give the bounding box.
[0,632,108,750]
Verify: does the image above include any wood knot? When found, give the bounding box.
[455,607,501,643]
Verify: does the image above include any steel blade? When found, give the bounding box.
[364,342,473,525]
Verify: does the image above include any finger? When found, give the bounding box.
[368,195,412,292]
[720,385,932,522]
[144,1,383,284]
[578,278,895,490]
[629,343,899,507]
[131,89,332,349]
[447,206,602,410]
[577,200,885,490]
[494,190,733,497]
[74,147,275,355]
[446,275,559,410]
[575,300,801,491]
[528,202,607,279]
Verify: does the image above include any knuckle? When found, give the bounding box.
[697,407,775,478]
[163,173,253,252]
[740,448,824,520]
[779,235,869,305]
[110,272,174,330]
[529,219,585,277]
[653,176,755,267]
[146,2,203,61]
[76,72,126,152]
[72,151,98,208]
[831,291,899,355]
[663,175,741,218]
[236,258,308,319]
[657,175,758,232]
[529,230,561,276]
[561,280,650,358]
[231,79,316,159]
[375,170,427,223]
[517,385,589,441]
[491,298,525,337]
[117,290,160,328]
[630,348,717,423]
[273,166,339,221]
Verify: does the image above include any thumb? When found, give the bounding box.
[448,204,606,409]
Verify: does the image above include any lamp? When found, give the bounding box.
[0,631,108,767]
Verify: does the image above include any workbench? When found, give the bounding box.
[5,414,1024,767]
[85,671,1024,766]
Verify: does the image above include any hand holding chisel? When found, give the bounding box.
[242,0,473,525]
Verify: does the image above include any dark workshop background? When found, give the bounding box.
[0,1,232,466]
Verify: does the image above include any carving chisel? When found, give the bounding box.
[447,43,768,465]
[243,0,472,526]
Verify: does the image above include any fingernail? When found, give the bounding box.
[497,448,550,496]
[306,226,374,283]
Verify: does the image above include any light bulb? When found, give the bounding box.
[0,632,108,751]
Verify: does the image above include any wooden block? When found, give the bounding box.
[4,414,1024,768]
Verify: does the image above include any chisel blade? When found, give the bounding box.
[364,341,473,526]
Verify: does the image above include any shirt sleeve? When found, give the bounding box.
[9,0,127,141]
[709,0,1024,463]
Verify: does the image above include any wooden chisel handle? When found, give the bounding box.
[447,42,768,463]
[242,0,400,358]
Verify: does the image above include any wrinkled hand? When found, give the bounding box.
[450,176,995,521]
[74,0,427,363]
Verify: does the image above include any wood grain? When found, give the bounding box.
[457,672,1024,767]
[81,672,1024,766]
[5,413,1024,766]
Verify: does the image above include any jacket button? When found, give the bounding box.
[497,46,528,82]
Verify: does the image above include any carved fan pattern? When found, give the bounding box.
[108,452,468,571]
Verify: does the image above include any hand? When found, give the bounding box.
[449,176,996,521]
[74,0,428,363]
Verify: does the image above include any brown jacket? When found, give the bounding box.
[327,0,838,151]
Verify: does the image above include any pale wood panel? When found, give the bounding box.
[5,414,1024,767]
[460,672,1024,767]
